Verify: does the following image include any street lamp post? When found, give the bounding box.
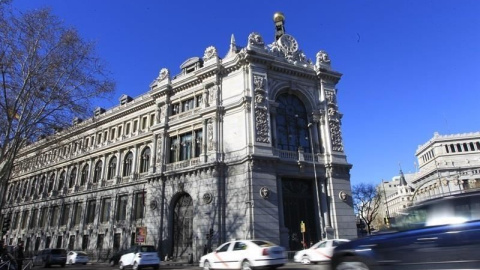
[308,123,325,239]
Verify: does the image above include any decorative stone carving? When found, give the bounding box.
[248,32,264,46]
[207,120,214,151]
[253,75,270,143]
[203,193,213,204]
[156,134,163,166]
[267,34,310,65]
[325,90,344,152]
[203,46,218,62]
[157,68,169,81]
[316,50,331,64]
[260,187,269,199]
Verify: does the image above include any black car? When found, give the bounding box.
[33,248,67,267]
[331,190,480,270]
[109,250,127,266]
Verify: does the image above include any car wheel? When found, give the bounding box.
[42,260,49,268]
[153,266,159,270]
[301,256,311,264]
[241,260,252,270]
[335,257,370,270]
[132,262,140,270]
[68,260,73,265]
[203,261,211,270]
[61,264,66,268]
[119,262,124,270]
[109,260,116,267]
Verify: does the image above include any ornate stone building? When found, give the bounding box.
[412,132,480,202]
[1,13,356,261]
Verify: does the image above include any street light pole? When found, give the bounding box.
[308,123,325,240]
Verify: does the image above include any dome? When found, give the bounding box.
[273,12,285,23]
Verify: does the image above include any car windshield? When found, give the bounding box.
[251,240,275,247]
[139,246,156,252]
[392,195,480,231]
[76,252,88,256]
[51,249,66,255]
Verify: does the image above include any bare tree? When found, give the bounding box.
[0,4,115,203]
[352,183,382,235]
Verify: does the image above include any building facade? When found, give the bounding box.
[376,171,415,229]
[0,14,356,261]
[412,132,480,202]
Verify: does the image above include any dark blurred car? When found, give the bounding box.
[33,248,67,267]
[331,190,480,270]
[109,250,127,266]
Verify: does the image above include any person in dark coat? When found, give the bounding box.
[14,243,24,270]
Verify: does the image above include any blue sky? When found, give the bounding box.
[12,0,480,186]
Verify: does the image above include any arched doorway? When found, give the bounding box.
[171,193,193,260]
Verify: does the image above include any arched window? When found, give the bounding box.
[80,164,89,186]
[93,160,103,183]
[58,171,66,191]
[39,176,46,194]
[21,181,28,198]
[108,157,117,180]
[140,147,151,173]
[275,93,310,152]
[29,177,37,197]
[14,183,20,199]
[69,167,77,188]
[123,152,133,176]
[48,173,55,193]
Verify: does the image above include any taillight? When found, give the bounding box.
[262,248,269,256]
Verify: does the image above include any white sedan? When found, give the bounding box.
[199,240,286,270]
[294,239,349,264]
[66,251,89,265]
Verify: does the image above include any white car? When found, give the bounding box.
[294,239,349,264]
[119,245,160,270]
[199,240,286,270]
[66,251,89,265]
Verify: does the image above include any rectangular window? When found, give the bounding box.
[73,202,83,225]
[180,133,192,161]
[97,133,102,145]
[50,206,59,227]
[116,195,128,221]
[126,123,130,135]
[86,200,96,224]
[182,98,194,112]
[21,210,29,229]
[97,234,104,250]
[39,208,48,228]
[12,212,19,230]
[85,138,89,148]
[61,204,71,226]
[118,126,123,138]
[29,209,38,230]
[100,197,111,223]
[169,137,179,163]
[194,129,203,157]
[171,103,180,116]
[142,117,147,130]
[111,129,116,140]
[150,114,155,127]
[133,192,145,220]
[196,95,203,108]
[133,121,138,133]
[82,235,89,250]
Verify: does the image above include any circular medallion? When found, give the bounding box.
[278,34,299,53]
[339,191,348,201]
[203,193,213,204]
[150,200,158,210]
[260,187,270,199]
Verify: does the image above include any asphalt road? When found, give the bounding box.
[46,262,330,270]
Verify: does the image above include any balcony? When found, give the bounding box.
[166,157,201,171]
